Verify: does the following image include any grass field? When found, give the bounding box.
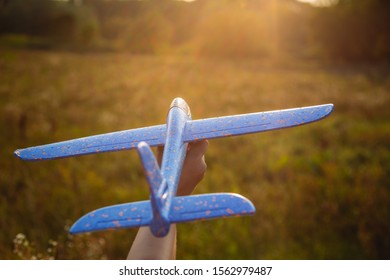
[1,49,389,259]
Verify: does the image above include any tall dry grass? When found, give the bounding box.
[1,49,389,259]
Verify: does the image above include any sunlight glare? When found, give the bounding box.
[297,0,338,7]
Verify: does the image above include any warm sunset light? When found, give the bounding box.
[1,0,389,263]
[297,0,338,6]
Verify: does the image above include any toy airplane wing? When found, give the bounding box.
[69,193,255,234]
[183,104,333,141]
[14,124,167,161]
[14,104,333,161]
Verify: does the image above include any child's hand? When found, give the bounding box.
[157,140,208,196]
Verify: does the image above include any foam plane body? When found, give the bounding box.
[14,98,333,237]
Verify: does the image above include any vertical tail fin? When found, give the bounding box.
[136,142,163,198]
[136,142,170,237]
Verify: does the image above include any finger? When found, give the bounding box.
[187,140,208,157]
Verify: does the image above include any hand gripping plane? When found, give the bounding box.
[14,98,333,237]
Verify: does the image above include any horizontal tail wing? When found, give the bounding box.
[69,193,255,234]
[69,200,153,234]
[169,193,255,223]
[14,124,166,161]
[183,104,334,142]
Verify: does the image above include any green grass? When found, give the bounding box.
[1,49,389,259]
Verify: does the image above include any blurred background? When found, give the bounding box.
[0,0,389,259]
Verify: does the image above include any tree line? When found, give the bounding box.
[0,0,389,62]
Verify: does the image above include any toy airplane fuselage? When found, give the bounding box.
[14,98,333,237]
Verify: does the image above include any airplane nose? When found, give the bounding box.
[170,97,191,118]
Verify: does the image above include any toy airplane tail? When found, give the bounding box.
[136,141,170,236]
[69,141,255,236]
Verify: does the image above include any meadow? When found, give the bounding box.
[1,49,389,259]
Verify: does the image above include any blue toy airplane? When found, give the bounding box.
[14,98,333,237]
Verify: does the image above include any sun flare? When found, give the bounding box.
[297,0,338,7]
